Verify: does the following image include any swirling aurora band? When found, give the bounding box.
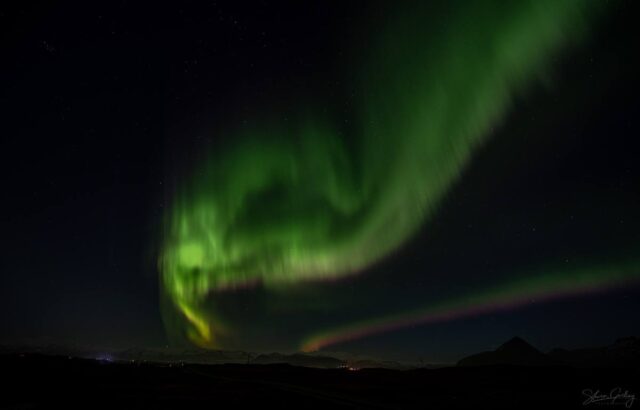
[159,0,631,350]
[301,257,640,351]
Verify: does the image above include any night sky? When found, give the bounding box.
[1,1,639,363]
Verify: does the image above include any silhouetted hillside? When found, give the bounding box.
[549,337,640,368]
[457,337,558,367]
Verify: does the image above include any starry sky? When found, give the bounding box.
[1,0,639,363]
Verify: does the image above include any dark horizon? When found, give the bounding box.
[3,334,639,369]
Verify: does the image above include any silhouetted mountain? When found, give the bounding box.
[457,337,558,367]
[548,336,640,368]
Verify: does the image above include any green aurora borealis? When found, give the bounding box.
[158,0,638,351]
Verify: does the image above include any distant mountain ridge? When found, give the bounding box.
[0,344,408,369]
[458,336,640,368]
[3,336,638,369]
[548,336,640,368]
[457,337,558,367]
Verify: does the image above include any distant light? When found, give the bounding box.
[96,354,113,363]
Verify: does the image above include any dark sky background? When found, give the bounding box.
[1,1,639,363]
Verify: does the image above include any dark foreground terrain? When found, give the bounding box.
[2,353,638,409]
